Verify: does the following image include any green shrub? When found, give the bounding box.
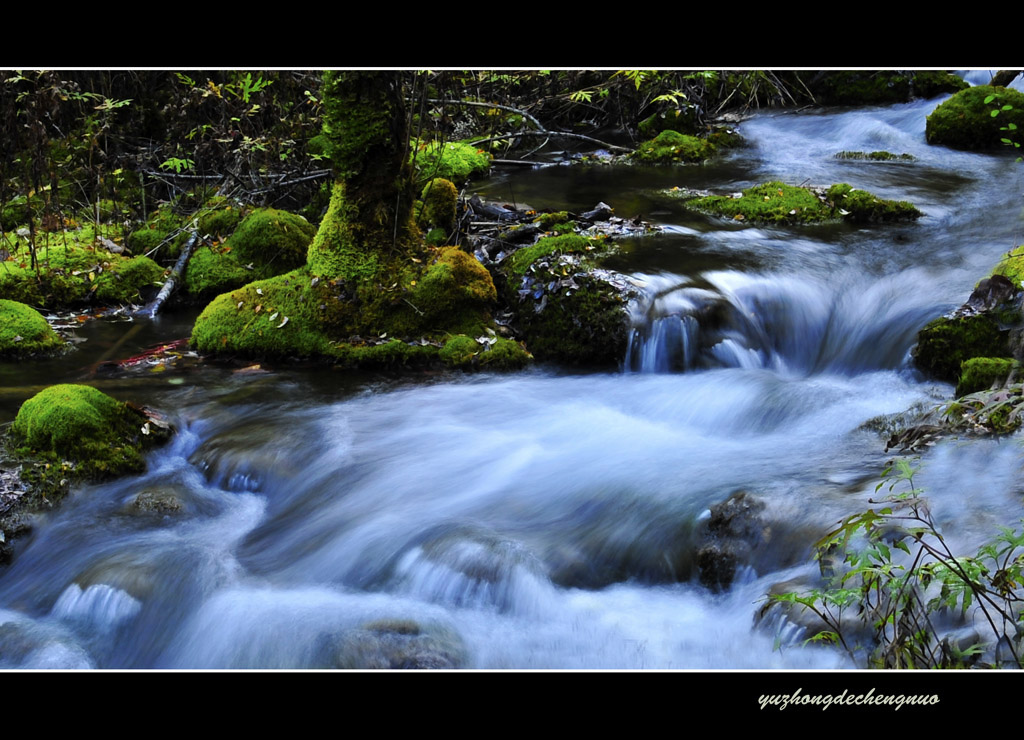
[769,460,1024,668]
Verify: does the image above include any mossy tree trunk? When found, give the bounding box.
[307,71,420,281]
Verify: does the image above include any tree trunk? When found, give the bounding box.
[307,71,419,280]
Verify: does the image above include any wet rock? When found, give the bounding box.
[695,491,769,590]
[581,202,614,222]
[317,619,468,669]
[126,487,184,516]
[963,275,1018,316]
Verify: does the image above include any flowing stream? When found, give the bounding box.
[2,85,1024,669]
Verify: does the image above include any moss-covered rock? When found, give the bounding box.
[420,178,458,235]
[0,299,65,359]
[227,208,316,280]
[825,183,922,223]
[632,130,716,164]
[412,140,491,186]
[8,384,170,480]
[835,151,916,161]
[913,314,1011,384]
[498,234,634,368]
[685,181,922,226]
[0,241,164,308]
[957,356,1021,396]
[926,85,1024,150]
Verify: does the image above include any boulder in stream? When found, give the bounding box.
[926,84,1024,151]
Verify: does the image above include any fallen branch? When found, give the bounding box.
[468,130,631,153]
[136,231,199,319]
[425,98,547,132]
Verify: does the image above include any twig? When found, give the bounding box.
[468,130,631,153]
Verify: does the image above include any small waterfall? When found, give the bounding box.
[624,268,942,377]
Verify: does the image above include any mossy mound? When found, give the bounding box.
[688,182,827,224]
[191,246,501,365]
[835,151,916,162]
[913,315,1011,384]
[439,334,531,371]
[190,268,345,359]
[533,211,572,230]
[632,130,716,164]
[227,208,316,280]
[686,181,921,225]
[182,244,252,300]
[0,299,65,359]
[825,183,922,223]
[814,71,968,106]
[926,85,1024,150]
[420,178,458,235]
[957,357,1021,396]
[8,384,170,480]
[197,199,245,238]
[412,140,491,186]
[0,241,164,308]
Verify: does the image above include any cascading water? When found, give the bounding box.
[2,84,1024,669]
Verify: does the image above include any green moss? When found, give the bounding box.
[835,151,916,161]
[8,384,168,480]
[533,211,571,230]
[509,235,597,277]
[420,178,458,234]
[306,182,383,282]
[190,268,344,359]
[913,314,1011,383]
[125,228,168,254]
[332,339,438,369]
[687,181,921,226]
[825,183,922,223]
[632,130,716,164]
[226,208,315,280]
[0,241,164,308]
[992,245,1024,287]
[406,247,496,334]
[514,280,630,367]
[926,85,1024,150]
[197,201,244,238]
[439,334,479,368]
[0,299,64,359]
[479,337,531,370]
[424,228,446,247]
[412,140,491,186]
[183,245,252,298]
[689,182,831,224]
[957,357,1021,396]
[439,334,532,371]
